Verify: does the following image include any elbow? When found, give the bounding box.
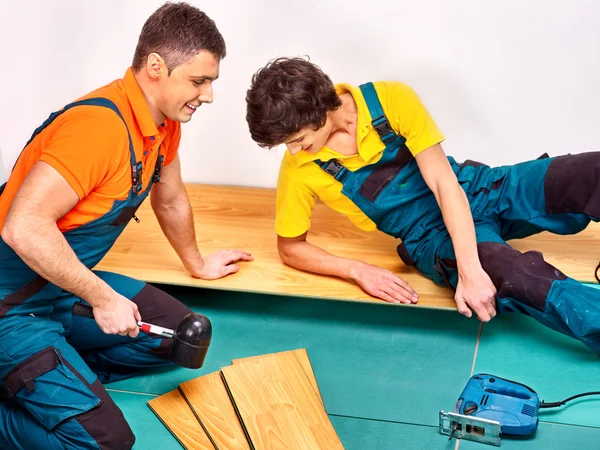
[278,243,292,264]
[277,238,297,265]
[1,216,21,249]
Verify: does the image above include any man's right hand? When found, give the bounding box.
[92,294,141,338]
[351,262,419,304]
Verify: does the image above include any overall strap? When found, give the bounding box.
[314,159,349,183]
[359,82,398,145]
[313,82,403,183]
[17,98,142,195]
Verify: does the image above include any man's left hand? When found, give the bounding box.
[454,268,497,322]
[191,250,253,280]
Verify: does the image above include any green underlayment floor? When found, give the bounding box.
[107,284,600,450]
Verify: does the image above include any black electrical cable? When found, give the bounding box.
[596,262,600,283]
[540,391,600,409]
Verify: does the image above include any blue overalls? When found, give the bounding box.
[0,99,192,449]
[316,82,600,354]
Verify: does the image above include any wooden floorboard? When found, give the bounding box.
[147,389,214,450]
[95,184,600,310]
[179,371,251,450]
[232,349,324,408]
[221,352,344,450]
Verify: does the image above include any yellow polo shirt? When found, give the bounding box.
[275,81,444,238]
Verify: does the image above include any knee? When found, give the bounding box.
[132,284,193,331]
[61,382,135,449]
[478,242,567,311]
[545,152,600,217]
[131,284,193,361]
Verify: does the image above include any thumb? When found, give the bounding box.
[223,264,240,276]
[132,303,142,322]
[455,296,472,318]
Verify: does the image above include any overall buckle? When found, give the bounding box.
[132,161,143,194]
[372,116,396,142]
[153,154,165,183]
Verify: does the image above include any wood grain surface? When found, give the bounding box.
[232,349,324,408]
[221,352,344,450]
[95,184,600,310]
[147,389,215,450]
[179,371,251,450]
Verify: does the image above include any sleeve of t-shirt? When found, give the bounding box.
[38,106,130,200]
[163,120,181,166]
[274,156,316,238]
[377,81,445,157]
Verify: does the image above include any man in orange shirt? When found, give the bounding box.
[0,3,251,449]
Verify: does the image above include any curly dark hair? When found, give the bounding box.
[132,2,226,74]
[245,57,342,148]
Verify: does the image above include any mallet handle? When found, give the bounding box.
[71,302,175,338]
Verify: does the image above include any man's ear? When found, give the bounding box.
[146,53,165,79]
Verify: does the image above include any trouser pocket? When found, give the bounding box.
[2,346,100,430]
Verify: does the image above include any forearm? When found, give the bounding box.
[279,238,364,280]
[3,219,113,305]
[152,189,203,273]
[436,181,482,277]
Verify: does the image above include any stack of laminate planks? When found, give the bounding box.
[148,349,344,449]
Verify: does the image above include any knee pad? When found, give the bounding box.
[478,242,568,311]
[545,152,600,218]
[66,379,135,450]
[131,284,193,360]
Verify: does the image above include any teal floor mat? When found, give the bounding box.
[107,286,480,426]
[112,389,600,450]
[474,312,600,429]
[330,415,455,450]
[107,390,175,450]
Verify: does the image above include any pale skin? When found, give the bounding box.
[279,92,497,322]
[1,50,252,338]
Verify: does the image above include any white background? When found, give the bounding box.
[1,0,599,188]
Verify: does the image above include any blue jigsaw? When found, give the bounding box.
[439,373,540,446]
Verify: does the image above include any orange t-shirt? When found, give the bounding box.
[0,67,181,232]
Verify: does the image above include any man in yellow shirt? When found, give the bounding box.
[246,57,600,354]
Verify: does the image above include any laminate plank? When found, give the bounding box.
[232,348,324,408]
[147,389,215,450]
[179,371,251,450]
[95,184,600,310]
[221,352,344,450]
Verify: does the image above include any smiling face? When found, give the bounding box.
[152,50,220,124]
[284,117,334,156]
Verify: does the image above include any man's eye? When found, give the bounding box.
[192,80,205,87]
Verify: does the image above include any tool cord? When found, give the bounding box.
[540,391,600,409]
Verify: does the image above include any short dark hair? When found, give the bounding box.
[246,57,342,148]
[132,2,226,73]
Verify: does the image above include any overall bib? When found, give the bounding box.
[0,99,191,449]
[316,82,600,353]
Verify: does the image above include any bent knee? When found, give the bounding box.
[545,152,600,217]
[64,380,135,449]
[478,242,567,311]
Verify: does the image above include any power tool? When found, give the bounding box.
[439,373,600,446]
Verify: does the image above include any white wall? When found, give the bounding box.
[1,0,599,188]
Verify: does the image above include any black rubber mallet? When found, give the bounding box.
[71,302,212,369]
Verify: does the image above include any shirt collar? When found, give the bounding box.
[123,67,159,138]
[291,83,383,167]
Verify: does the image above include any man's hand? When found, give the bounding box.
[351,262,418,304]
[192,250,253,280]
[93,294,141,338]
[455,268,497,321]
